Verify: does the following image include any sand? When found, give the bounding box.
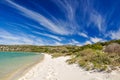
[18,54,120,80]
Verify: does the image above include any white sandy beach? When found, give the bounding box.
[18,54,120,80]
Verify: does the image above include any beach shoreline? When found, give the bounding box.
[18,53,120,80]
[3,53,44,80]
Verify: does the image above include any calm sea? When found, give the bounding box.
[0,52,43,80]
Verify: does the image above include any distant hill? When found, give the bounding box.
[0,39,120,52]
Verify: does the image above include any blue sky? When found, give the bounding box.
[0,0,120,45]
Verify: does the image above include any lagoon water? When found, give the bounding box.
[0,52,43,80]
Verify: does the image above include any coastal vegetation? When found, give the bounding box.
[0,39,120,71]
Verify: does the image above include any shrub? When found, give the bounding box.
[51,53,63,58]
[79,49,95,57]
[66,58,77,64]
[91,43,103,50]
[91,52,111,65]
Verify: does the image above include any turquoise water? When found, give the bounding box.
[0,52,43,80]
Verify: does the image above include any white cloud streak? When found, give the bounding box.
[84,41,92,45]
[4,0,69,34]
[0,29,57,45]
[6,0,107,36]
[68,39,82,46]
[1,0,111,45]
[52,0,78,21]
[81,0,106,33]
[50,0,79,33]
[78,32,88,38]
[90,12,106,32]
[109,29,120,39]
[33,31,62,41]
[90,37,105,43]
[6,0,74,35]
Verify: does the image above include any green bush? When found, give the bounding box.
[92,51,111,65]
[66,58,77,64]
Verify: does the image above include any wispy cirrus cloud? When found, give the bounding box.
[54,41,63,46]
[0,29,19,40]
[90,37,106,43]
[8,22,63,41]
[0,29,38,45]
[109,28,120,39]
[81,0,106,33]
[82,37,106,45]
[51,0,79,32]
[6,0,75,35]
[68,39,82,46]
[0,28,58,45]
[0,0,118,45]
[89,12,106,32]
[52,0,78,21]
[84,41,92,45]
[78,32,88,38]
[5,0,107,36]
[53,0,107,35]
[33,31,63,41]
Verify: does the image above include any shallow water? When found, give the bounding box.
[0,52,43,80]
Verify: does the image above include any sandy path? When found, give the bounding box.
[18,54,120,80]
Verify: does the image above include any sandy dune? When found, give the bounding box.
[18,54,120,80]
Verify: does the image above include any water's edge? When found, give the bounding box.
[0,52,44,80]
[11,53,44,80]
